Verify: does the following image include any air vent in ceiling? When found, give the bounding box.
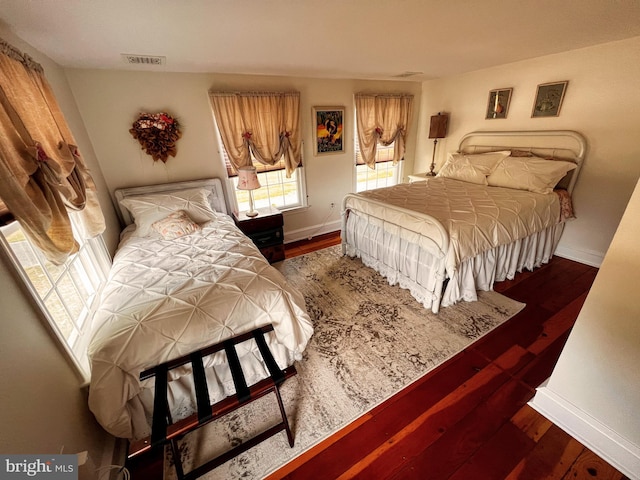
[122,54,166,66]
[393,71,423,78]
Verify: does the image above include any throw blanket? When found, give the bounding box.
[88,213,313,439]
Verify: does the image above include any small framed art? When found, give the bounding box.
[313,107,344,155]
[532,81,568,117]
[486,88,512,119]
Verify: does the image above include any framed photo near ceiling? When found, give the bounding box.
[485,88,513,119]
[532,81,568,117]
[313,107,344,155]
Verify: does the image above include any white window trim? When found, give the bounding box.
[225,165,308,215]
[353,108,404,192]
[212,118,308,214]
[0,222,111,384]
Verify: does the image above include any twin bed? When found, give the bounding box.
[87,179,313,439]
[88,129,585,440]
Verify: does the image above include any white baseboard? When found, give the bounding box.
[554,245,604,268]
[530,385,640,479]
[284,219,341,244]
[93,435,127,480]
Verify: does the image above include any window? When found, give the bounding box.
[218,137,306,212]
[354,131,403,193]
[0,213,110,380]
[353,93,412,192]
[231,165,304,212]
[209,91,305,213]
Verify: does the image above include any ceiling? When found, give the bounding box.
[1,0,640,81]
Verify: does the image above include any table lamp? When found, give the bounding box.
[236,166,261,217]
[427,112,449,176]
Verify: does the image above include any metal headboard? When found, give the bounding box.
[113,178,228,226]
[458,130,587,194]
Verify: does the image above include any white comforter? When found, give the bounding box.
[87,212,313,439]
[345,177,562,276]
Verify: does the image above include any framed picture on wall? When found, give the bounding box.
[313,107,344,155]
[485,88,512,119]
[532,81,568,117]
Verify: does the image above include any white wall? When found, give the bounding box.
[531,176,640,478]
[65,70,422,244]
[415,36,640,266]
[0,26,118,475]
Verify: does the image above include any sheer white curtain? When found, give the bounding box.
[209,91,302,177]
[355,93,413,169]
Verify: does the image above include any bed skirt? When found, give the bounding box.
[343,209,565,311]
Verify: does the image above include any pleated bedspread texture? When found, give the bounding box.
[87,213,313,439]
[344,177,566,308]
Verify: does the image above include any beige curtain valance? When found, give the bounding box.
[209,91,301,177]
[0,38,105,264]
[355,93,413,169]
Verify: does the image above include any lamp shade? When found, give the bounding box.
[428,113,448,139]
[236,166,261,190]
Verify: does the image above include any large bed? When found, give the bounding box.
[342,130,586,313]
[87,178,313,439]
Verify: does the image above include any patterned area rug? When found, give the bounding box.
[164,245,524,479]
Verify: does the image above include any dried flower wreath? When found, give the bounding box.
[129,112,182,163]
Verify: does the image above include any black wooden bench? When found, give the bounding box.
[127,324,297,480]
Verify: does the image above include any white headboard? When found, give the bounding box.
[113,178,228,226]
[458,130,587,194]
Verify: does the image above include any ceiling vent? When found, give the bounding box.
[393,71,423,78]
[121,54,166,66]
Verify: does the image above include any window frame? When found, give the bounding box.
[227,164,308,214]
[0,216,111,382]
[354,157,404,193]
[213,127,308,213]
[353,118,404,192]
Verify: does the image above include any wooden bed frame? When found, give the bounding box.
[341,130,587,313]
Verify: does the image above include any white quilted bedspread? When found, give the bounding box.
[87,212,313,439]
[345,177,562,274]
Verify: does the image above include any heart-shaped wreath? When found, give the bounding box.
[129,112,182,163]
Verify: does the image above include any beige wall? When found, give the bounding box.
[0,26,117,473]
[532,176,640,477]
[65,70,422,246]
[415,36,640,266]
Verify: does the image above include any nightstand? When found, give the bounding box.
[233,206,285,263]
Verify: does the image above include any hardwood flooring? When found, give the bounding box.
[126,231,628,480]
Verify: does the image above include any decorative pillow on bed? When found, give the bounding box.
[151,210,202,239]
[437,151,511,185]
[487,156,577,194]
[120,188,216,237]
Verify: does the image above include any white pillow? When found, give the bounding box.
[120,188,216,237]
[487,156,577,194]
[437,151,511,185]
[152,210,202,239]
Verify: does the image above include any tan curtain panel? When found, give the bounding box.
[209,91,301,177]
[355,93,413,169]
[0,38,105,264]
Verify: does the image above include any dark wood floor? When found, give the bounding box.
[127,231,627,480]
